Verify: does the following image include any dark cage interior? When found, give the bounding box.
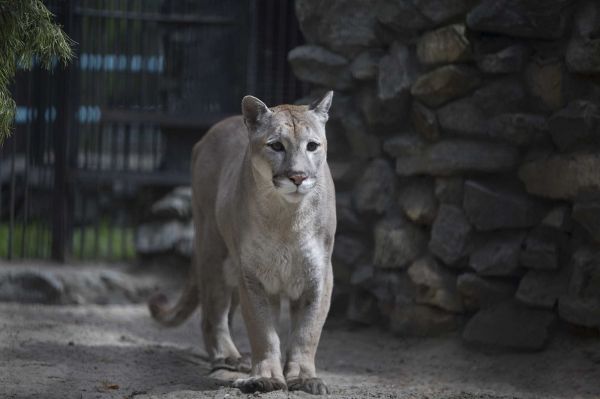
[0,0,307,261]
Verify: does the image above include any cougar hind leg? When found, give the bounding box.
[196,220,243,372]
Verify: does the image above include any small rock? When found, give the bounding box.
[395,140,518,176]
[373,217,427,269]
[350,50,383,80]
[336,192,364,232]
[542,206,572,231]
[417,24,471,65]
[457,273,516,311]
[434,177,464,206]
[516,269,570,309]
[410,65,481,108]
[333,235,367,266]
[390,303,462,336]
[572,200,600,243]
[476,44,529,74]
[429,204,472,265]
[558,247,600,328]
[151,186,192,220]
[411,101,440,141]
[525,57,565,112]
[436,96,487,136]
[378,42,419,103]
[408,256,464,312]
[518,153,600,200]
[383,134,427,158]
[520,226,566,270]
[347,289,380,325]
[466,0,573,39]
[398,178,438,225]
[463,180,547,231]
[463,301,557,351]
[358,84,405,126]
[566,1,600,74]
[469,232,525,276]
[414,0,473,25]
[549,101,600,152]
[135,220,194,255]
[288,45,353,90]
[352,158,397,214]
[340,112,382,159]
[487,113,549,147]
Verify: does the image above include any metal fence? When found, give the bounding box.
[0,0,307,261]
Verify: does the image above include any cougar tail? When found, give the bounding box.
[148,271,199,327]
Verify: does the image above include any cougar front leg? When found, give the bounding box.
[233,273,286,393]
[285,264,333,395]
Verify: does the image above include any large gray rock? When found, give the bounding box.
[429,204,472,265]
[333,235,367,267]
[487,113,549,147]
[410,65,481,108]
[573,200,600,243]
[411,101,440,141]
[558,248,600,328]
[347,289,380,325]
[417,24,471,65]
[566,1,600,74]
[398,178,438,225]
[377,0,473,32]
[408,256,464,312]
[353,158,396,214]
[463,301,557,351]
[336,192,364,232]
[383,134,427,158]
[469,232,525,276]
[395,140,518,176]
[520,226,566,270]
[518,153,600,200]
[358,84,406,126]
[295,0,380,57]
[517,269,570,309]
[463,180,546,231]
[436,79,526,136]
[390,303,462,337]
[288,45,353,90]
[0,271,63,304]
[549,101,600,152]
[378,43,419,104]
[339,112,382,160]
[466,0,574,39]
[373,217,427,269]
[476,44,529,74]
[457,273,516,311]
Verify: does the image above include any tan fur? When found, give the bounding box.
[149,92,336,395]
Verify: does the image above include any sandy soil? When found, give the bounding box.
[1,299,600,399]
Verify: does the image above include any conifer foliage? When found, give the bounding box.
[0,0,74,143]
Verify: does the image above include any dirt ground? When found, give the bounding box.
[2,295,600,399]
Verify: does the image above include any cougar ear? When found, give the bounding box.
[309,91,334,122]
[242,95,271,130]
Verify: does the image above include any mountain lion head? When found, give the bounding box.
[241,91,333,202]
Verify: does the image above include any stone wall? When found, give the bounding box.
[289,0,600,350]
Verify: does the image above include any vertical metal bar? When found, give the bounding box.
[275,0,287,104]
[8,135,17,260]
[21,74,33,258]
[51,0,73,262]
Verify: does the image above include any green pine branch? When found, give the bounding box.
[0,0,74,144]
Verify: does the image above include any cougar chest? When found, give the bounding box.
[240,225,323,300]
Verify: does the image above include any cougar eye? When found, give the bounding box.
[307,142,320,152]
[268,141,285,152]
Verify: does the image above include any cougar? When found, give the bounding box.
[149,91,336,395]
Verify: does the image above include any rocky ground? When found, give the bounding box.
[1,262,600,399]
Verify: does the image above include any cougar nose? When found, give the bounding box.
[288,173,307,186]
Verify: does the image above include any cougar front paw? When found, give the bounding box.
[211,354,251,373]
[288,377,329,395]
[233,376,287,393]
